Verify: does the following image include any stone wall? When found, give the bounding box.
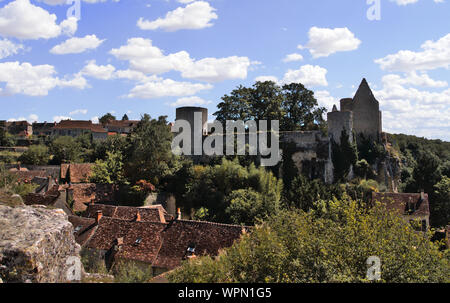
[0,205,82,283]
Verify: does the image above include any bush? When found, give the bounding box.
[113,261,153,283]
[18,145,49,165]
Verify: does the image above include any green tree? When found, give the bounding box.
[285,174,344,211]
[18,145,50,165]
[124,114,176,185]
[168,198,450,283]
[354,159,375,180]
[99,113,116,125]
[90,151,127,185]
[49,136,82,164]
[0,129,16,147]
[432,176,450,228]
[214,81,326,131]
[180,159,283,224]
[121,114,129,121]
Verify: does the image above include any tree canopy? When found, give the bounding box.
[214,81,326,131]
[168,198,450,283]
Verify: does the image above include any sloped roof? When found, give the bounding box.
[85,217,166,264]
[60,163,93,183]
[372,192,430,217]
[12,170,47,183]
[71,206,246,270]
[68,216,98,247]
[83,204,172,223]
[153,220,246,269]
[53,120,107,133]
[67,183,117,213]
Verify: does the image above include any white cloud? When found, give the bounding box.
[0,61,87,96]
[315,90,336,111]
[137,1,218,32]
[80,60,116,80]
[110,37,252,82]
[0,38,23,59]
[53,115,71,122]
[389,0,418,5]
[283,53,304,63]
[126,78,212,99]
[50,35,105,55]
[373,73,450,140]
[375,33,450,72]
[181,56,251,82]
[0,0,77,39]
[282,64,328,87]
[8,114,38,123]
[299,27,361,58]
[69,109,88,116]
[170,96,211,107]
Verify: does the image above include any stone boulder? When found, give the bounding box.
[0,205,82,283]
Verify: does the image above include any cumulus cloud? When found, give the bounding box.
[0,39,24,59]
[0,0,77,39]
[375,33,450,72]
[79,60,116,80]
[283,53,304,63]
[110,37,252,82]
[0,61,87,96]
[373,73,450,140]
[282,64,328,87]
[50,35,105,55]
[137,1,218,32]
[299,27,361,58]
[169,96,211,107]
[126,78,212,99]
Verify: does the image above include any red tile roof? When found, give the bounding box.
[83,204,172,223]
[53,120,107,133]
[71,205,247,270]
[372,192,430,217]
[66,183,117,212]
[61,163,94,183]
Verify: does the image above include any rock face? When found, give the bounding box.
[0,205,82,283]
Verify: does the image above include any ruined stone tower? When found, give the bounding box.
[327,78,382,143]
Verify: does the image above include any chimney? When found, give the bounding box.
[95,210,103,224]
[177,208,181,220]
[136,212,141,222]
[420,191,425,201]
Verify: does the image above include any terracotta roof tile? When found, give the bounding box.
[83,204,171,223]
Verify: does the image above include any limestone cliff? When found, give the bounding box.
[0,205,82,283]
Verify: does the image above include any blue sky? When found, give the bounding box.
[0,0,449,140]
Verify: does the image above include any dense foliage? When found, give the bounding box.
[168,198,450,283]
[214,81,326,131]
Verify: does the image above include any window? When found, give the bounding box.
[134,238,142,246]
[74,226,82,233]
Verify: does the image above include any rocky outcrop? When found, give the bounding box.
[0,205,82,283]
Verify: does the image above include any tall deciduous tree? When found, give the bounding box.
[214,81,326,131]
[124,114,176,185]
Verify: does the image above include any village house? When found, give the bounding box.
[372,192,430,231]
[60,163,94,184]
[0,120,33,137]
[104,120,139,135]
[51,120,107,141]
[32,122,56,137]
[69,205,247,277]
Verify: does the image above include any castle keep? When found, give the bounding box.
[327,78,382,143]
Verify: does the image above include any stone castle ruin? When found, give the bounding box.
[174,78,390,186]
[327,78,382,143]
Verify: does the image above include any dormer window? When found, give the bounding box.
[186,242,196,258]
[134,238,142,246]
